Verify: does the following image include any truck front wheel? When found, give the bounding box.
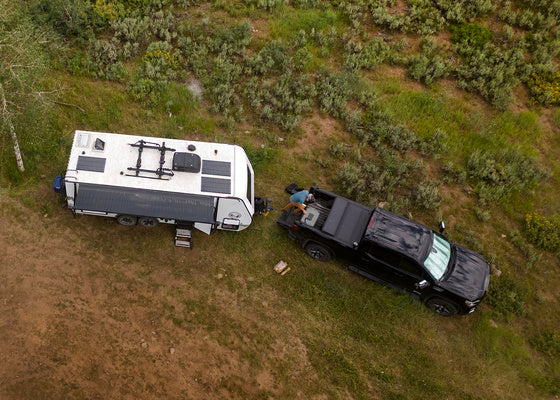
[425,297,458,317]
[305,243,332,262]
[117,215,137,226]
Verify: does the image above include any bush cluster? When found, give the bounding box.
[467,149,548,202]
[526,72,560,105]
[530,330,560,358]
[486,273,528,320]
[524,212,560,251]
[407,37,453,85]
[315,71,356,118]
[245,72,316,131]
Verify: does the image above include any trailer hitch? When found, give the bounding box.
[254,196,273,217]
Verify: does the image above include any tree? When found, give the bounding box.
[0,0,52,173]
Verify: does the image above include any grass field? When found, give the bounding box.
[1,1,560,399]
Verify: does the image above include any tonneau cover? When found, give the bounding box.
[321,196,372,247]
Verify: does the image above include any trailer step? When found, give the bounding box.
[175,224,192,248]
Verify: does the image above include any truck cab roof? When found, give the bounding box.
[364,208,433,264]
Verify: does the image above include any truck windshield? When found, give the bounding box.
[423,234,451,280]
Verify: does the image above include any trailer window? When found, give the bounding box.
[246,166,253,204]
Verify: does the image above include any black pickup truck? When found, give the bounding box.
[277,187,491,316]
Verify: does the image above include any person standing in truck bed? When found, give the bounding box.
[283,190,314,214]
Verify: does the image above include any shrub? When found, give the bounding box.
[412,180,441,210]
[88,39,126,81]
[526,72,560,105]
[246,72,316,131]
[467,148,548,201]
[454,42,526,110]
[419,128,448,156]
[486,274,528,320]
[530,330,560,357]
[441,161,467,184]
[508,229,542,270]
[450,23,492,48]
[111,16,151,58]
[407,37,453,85]
[245,41,290,76]
[33,0,94,38]
[315,71,356,118]
[524,212,560,251]
[343,37,392,71]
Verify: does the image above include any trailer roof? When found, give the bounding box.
[66,131,252,205]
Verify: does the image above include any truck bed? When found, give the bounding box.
[278,187,373,248]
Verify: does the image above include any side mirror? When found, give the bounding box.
[439,221,445,235]
[416,280,430,290]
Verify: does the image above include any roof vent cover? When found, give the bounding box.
[173,152,201,173]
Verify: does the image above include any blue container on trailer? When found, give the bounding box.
[53,175,64,193]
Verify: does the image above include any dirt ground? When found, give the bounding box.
[0,188,304,400]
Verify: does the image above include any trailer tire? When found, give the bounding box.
[117,215,137,226]
[138,217,159,228]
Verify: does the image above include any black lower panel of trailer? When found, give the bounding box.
[73,183,215,223]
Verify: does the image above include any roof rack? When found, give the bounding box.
[126,140,176,180]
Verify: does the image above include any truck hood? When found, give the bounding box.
[439,245,490,300]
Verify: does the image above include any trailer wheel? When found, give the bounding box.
[117,215,137,226]
[138,217,159,228]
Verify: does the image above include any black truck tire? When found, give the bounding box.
[426,297,458,317]
[117,214,137,226]
[305,242,332,262]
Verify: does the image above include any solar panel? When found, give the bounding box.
[201,177,231,194]
[202,160,231,176]
[76,156,106,172]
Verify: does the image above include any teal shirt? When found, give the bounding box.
[290,190,309,204]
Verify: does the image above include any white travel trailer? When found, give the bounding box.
[54,130,270,247]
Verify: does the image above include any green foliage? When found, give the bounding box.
[499,1,557,31]
[315,71,356,118]
[245,71,315,131]
[451,23,492,48]
[203,52,244,122]
[347,109,418,152]
[455,41,527,110]
[245,41,290,75]
[530,330,560,357]
[111,16,151,58]
[526,72,560,105]
[508,230,542,270]
[242,0,284,11]
[344,37,393,71]
[467,148,547,202]
[88,39,126,81]
[32,0,94,38]
[243,143,277,170]
[412,180,441,209]
[418,128,448,156]
[524,212,560,251]
[127,41,178,105]
[407,37,453,85]
[441,161,467,184]
[486,274,528,320]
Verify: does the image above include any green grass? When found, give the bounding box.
[1,1,560,399]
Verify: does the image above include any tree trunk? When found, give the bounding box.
[0,82,25,172]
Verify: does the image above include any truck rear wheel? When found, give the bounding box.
[138,217,159,228]
[305,243,332,262]
[117,215,137,226]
